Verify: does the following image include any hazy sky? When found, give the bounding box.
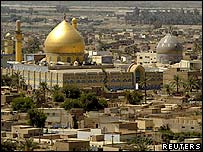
[1,1,202,8]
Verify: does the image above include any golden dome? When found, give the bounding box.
[44,20,85,54]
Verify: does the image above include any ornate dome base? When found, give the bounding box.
[46,53,84,64]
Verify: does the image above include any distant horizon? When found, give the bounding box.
[1,1,202,8]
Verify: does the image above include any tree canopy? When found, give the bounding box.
[27,108,47,128]
[11,97,35,113]
[62,84,81,99]
[125,90,143,105]
[62,93,108,111]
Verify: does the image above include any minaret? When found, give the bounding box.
[72,18,77,29]
[15,20,23,62]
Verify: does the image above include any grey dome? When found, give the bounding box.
[156,34,182,54]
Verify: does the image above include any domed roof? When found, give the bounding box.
[44,20,85,54]
[72,18,77,24]
[156,34,182,54]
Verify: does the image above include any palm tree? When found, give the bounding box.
[183,76,199,93]
[127,135,153,151]
[170,75,182,94]
[158,124,174,143]
[39,82,49,103]
[32,89,44,108]
[51,84,61,94]
[139,73,151,103]
[10,71,26,91]
[163,84,173,96]
[18,138,39,151]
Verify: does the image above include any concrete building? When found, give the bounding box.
[53,138,89,151]
[163,67,201,87]
[11,125,41,138]
[136,118,154,131]
[100,121,138,134]
[38,108,73,128]
[179,59,202,70]
[136,51,157,65]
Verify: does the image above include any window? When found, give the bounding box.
[191,127,194,129]
[67,57,71,63]
[182,126,185,128]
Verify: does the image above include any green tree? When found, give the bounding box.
[32,89,45,108]
[27,108,47,128]
[62,98,83,110]
[1,139,17,152]
[52,92,65,102]
[183,76,199,93]
[139,74,151,103]
[62,84,81,99]
[163,84,173,95]
[125,90,143,105]
[11,97,35,112]
[128,135,153,151]
[18,138,39,151]
[10,71,26,91]
[39,82,49,103]
[170,75,182,94]
[80,93,103,111]
[158,125,174,143]
[51,84,61,94]
[1,74,12,86]
[98,98,108,108]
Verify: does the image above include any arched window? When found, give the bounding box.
[135,70,140,82]
[88,80,92,83]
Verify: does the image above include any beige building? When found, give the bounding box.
[163,67,201,87]
[1,66,134,91]
[151,115,202,133]
[11,125,41,138]
[100,121,138,134]
[136,51,157,65]
[168,116,202,133]
[38,108,73,128]
[53,138,89,151]
[136,118,154,131]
